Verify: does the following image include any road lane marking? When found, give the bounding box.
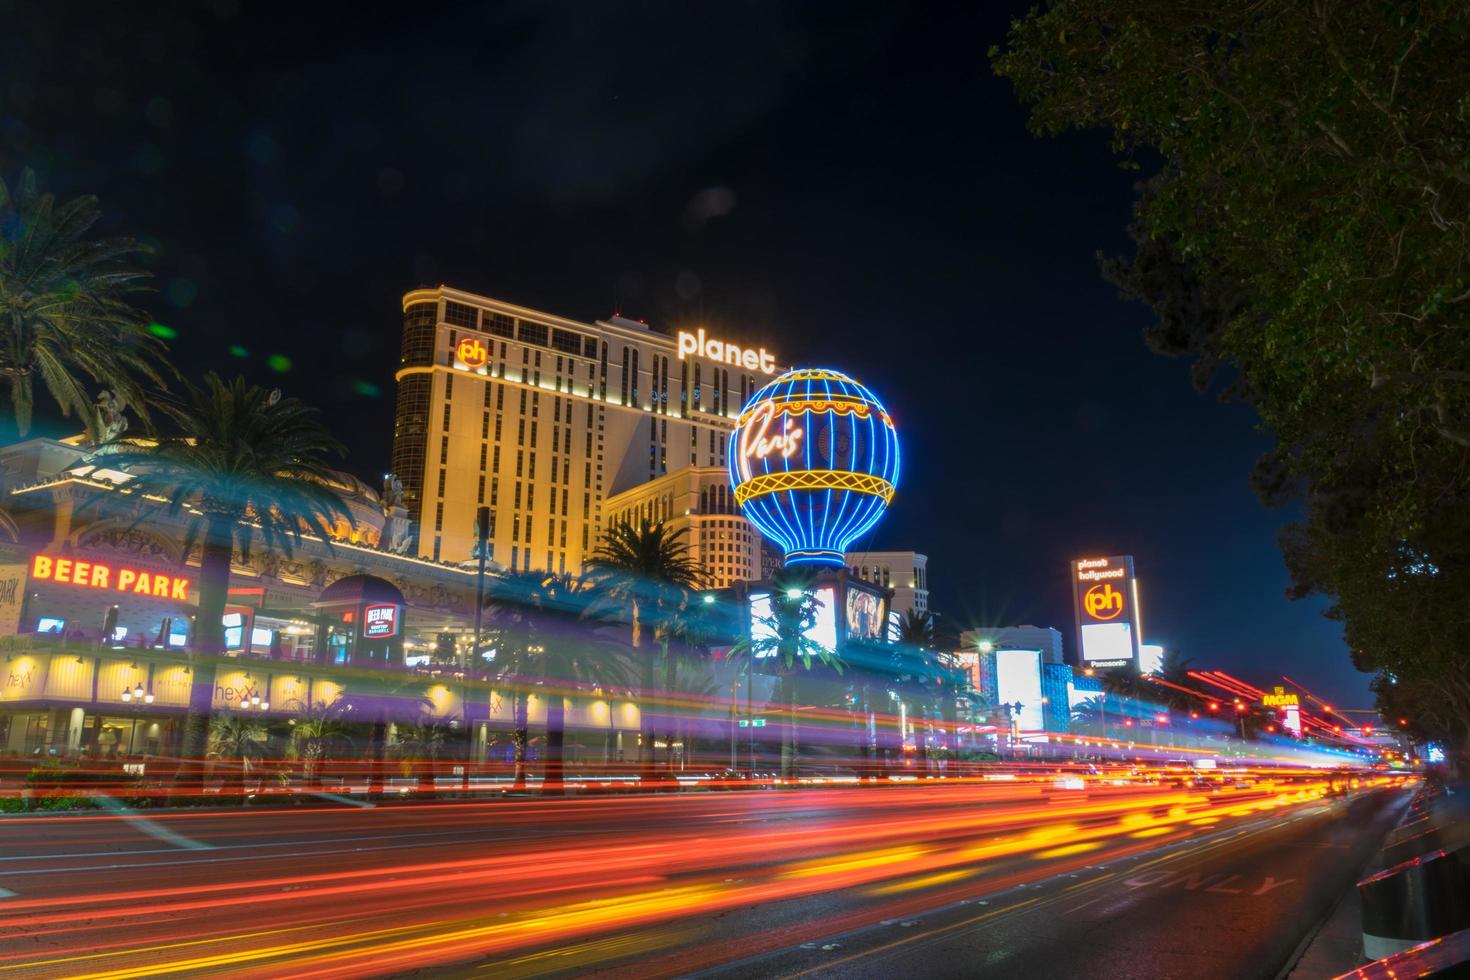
[309,792,375,808]
[1255,876,1295,895]
[782,897,1044,978]
[0,823,610,871]
[94,796,214,851]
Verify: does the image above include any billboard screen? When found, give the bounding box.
[1072,555,1140,667]
[995,649,1044,732]
[844,586,885,642]
[749,586,837,657]
[1139,643,1164,675]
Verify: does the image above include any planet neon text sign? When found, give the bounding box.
[677,329,778,374]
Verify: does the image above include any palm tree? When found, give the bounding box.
[0,168,170,436]
[94,374,350,780]
[584,517,700,785]
[892,609,932,648]
[287,697,352,790]
[392,717,451,796]
[208,713,267,803]
[1151,649,1201,714]
[486,571,632,794]
[731,566,843,780]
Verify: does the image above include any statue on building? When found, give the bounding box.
[380,473,413,554]
[381,473,405,511]
[91,390,129,444]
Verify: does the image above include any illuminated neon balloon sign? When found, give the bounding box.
[728,368,900,567]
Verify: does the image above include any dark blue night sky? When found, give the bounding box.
[0,1,1369,706]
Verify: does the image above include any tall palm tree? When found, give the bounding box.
[0,168,170,436]
[731,566,843,780]
[1152,649,1201,713]
[95,374,350,779]
[584,517,700,785]
[487,571,631,794]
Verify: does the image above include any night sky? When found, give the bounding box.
[0,2,1371,706]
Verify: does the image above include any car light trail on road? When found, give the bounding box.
[0,771,1407,978]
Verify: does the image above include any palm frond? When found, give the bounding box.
[0,168,170,436]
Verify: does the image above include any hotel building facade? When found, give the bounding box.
[390,286,781,576]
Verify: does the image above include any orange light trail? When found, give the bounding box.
[0,771,1407,978]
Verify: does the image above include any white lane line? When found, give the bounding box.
[0,823,599,866]
[94,795,216,851]
[309,792,375,809]
[0,825,607,876]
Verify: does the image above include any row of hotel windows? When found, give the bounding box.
[446,312,760,424]
[428,373,603,563]
[699,519,754,586]
[443,300,599,360]
[849,565,927,590]
[440,298,759,419]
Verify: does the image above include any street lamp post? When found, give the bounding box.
[747,652,757,776]
[119,678,154,755]
[468,505,491,793]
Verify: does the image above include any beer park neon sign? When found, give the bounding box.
[677,329,777,375]
[30,555,191,601]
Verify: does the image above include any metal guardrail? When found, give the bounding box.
[1335,925,1470,979]
[1350,785,1470,967]
[1357,846,1470,961]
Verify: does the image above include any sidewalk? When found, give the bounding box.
[1285,782,1470,978]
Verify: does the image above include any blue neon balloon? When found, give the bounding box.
[728,368,900,567]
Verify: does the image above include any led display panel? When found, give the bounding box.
[1080,622,1134,663]
[995,648,1044,732]
[748,586,837,657]
[845,587,885,641]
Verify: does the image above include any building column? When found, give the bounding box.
[66,706,85,754]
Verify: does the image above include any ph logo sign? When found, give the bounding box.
[455,337,489,370]
[1083,583,1125,621]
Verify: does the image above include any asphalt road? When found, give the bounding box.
[0,778,1409,978]
[706,787,1409,980]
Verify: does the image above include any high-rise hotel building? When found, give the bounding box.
[390,285,781,578]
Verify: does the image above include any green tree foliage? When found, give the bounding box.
[0,169,170,436]
[584,517,700,782]
[994,3,1470,752]
[731,566,843,779]
[207,713,267,802]
[485,571,632,793]
[286,697,353,789]
[96,375,350,773]
[892,608,934,649]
